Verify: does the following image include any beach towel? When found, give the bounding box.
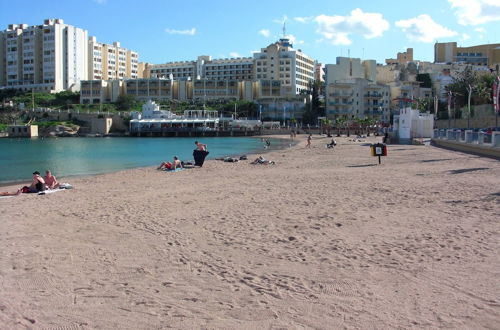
[162,168,185,173]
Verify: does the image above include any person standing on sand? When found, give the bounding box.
[306,134,312,148]
[193,141,209,167]
[195,141,207,151]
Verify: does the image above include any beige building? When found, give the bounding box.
[253,38,315,95]
[88,37,139,80]
[325,57,390,122]
[150,55,254,82]
[385,48,413,65]
[80,79,123,104]
[1,19,88,92]
[434,42,500,69]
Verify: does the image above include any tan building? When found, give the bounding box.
[88,37,139,80]
[8,124,38,137]
[325,57,390,122]
[80,79,123,104]
[434,42,500,69]
[385,48,413,65]
[150,55,253,82]
[137,62,151,78]
[253,38,315,95]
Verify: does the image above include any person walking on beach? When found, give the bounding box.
[306,134,312,148]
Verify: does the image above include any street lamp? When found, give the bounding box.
[466,84,473,129]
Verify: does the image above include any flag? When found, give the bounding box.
[447,91,452,118]
[494,77,500,114]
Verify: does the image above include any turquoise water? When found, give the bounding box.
[0,137,285,183]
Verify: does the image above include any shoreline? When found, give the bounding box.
[0,134,298,189]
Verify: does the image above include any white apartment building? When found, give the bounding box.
[0,19,88,92]
[150,55,254,81]
[325,57,390,122]
[253,38,315,95]
[88,37,139,80]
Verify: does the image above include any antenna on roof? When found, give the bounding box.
[283,20,286,38]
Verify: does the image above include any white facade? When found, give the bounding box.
[1,19,88,92]
[394,107,434,140]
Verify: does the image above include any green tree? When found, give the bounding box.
[416,73,432,88]
[115,95,137,111]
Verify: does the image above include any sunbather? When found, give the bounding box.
[29,171,46,193]
[0,189,21,196]
[172,156,183,169]
[251,156,275,165]
[44,170,60,189]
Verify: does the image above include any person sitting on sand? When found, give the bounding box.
[251,156,275,165]
[157,162,172,170]
[172,156,183,169]
[326,139,337,149]
[44,170,60,189]
[29,171,46,193]
[195,141,207,151]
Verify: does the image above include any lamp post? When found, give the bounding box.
[466,84,473,129]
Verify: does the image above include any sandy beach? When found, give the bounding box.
[1,134,499,329]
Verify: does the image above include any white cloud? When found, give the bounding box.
[286,34,304,45]
[448,0,500,25]
[475,27,486,33]
[229,52,241,57]
[164,28,196,36]
[395,14,457,43]
[273,15,288,24]
[93,0,106,4]
[462,33,471,40]
[314,9,389,46]
[294,16,312,23]
[259,29,270,37]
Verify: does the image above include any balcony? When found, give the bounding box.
[364,92,383,98]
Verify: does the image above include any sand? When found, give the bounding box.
[1,135,499,329]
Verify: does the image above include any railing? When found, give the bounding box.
[433,129,500,148]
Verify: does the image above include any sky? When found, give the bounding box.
[1,0,499,66]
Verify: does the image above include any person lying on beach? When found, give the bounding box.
[44,170,60,189]
[0,189,22,196]
[29,171,46,193]
[251,156,275,165]
[157,162,173,170]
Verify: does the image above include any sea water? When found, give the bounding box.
[0,136,286,183]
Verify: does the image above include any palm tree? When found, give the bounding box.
[335,116,346,137]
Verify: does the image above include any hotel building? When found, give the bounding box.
[434,42,500,69]
[0,19,88,92]
[253,38,315,95]
[150,55,254,81]
[88,37,139,80]
[325,57,391,122]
